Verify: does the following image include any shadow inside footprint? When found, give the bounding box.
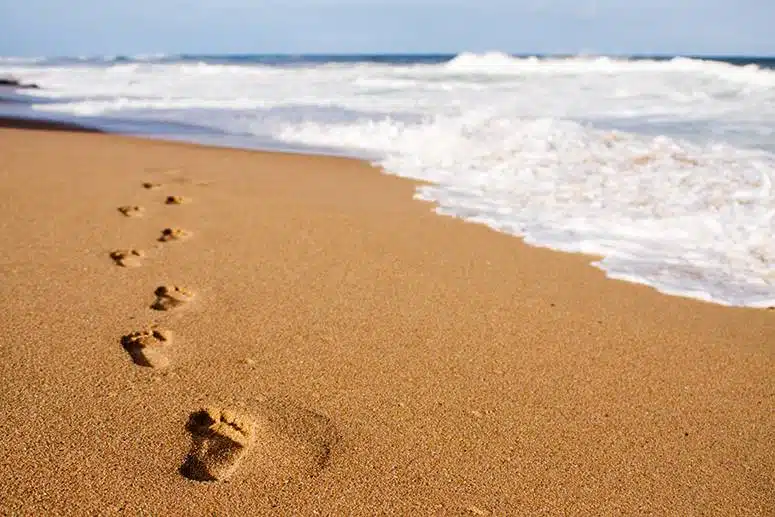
[151,285,194,311]
[109,249,144,268]
[158,228,191,242]
[117,205,144,218]
[165,195,189,205]
[181,408,254,482]
[121,329,172,368]
[143,182,162,190]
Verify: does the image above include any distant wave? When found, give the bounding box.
[2,52,774,72]
[444,52,775,84]
[0,56,47,65]
[0,54,182,66]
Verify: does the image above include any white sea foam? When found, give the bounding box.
[2,53,774,307]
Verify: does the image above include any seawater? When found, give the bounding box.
[2,52,774,307]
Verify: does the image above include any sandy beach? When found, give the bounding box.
[0,122,772,515]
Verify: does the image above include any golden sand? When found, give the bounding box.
[0,124,772,515]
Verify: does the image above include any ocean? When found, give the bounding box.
[1,52,774,308]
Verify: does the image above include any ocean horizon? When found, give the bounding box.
[3,52,775,62]
[2,51,774,308]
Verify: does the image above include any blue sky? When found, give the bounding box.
[1,0,773,56]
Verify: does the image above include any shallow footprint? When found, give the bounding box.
[109,248,144,268]
[143,181,162,190]
[159,227,191,242]
[118,205,144,218]
[180,399,339,489]
[121,329,172,368]
[182,408,254,482]
[165,195,189,205]
[151,285,195,311]
[263,399,340,474]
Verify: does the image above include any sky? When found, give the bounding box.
[0,0,773,57]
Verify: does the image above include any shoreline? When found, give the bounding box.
[0,124,772,514]
[3,113,772,312]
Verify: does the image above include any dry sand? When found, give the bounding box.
[0,123,772,515]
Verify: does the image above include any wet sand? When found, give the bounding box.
[0,122,772,515]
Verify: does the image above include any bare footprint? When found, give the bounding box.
[118,205,144,218]
[264,400,339,474]
[165,195,189,205]
[121,329,172,368]
[159,228,191,242]
[180,400,338,488]
[143,182,162,190]
[151,285,195,311]
[109,249,144,268]
[182,408,255,482]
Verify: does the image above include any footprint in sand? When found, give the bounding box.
[158,227,191,242]
[143,182,162,190]
[151,285,195,311]
[181,401,338,484]
[181,408,255,482]
[121,329,172,368]
[117,205,144,218]
[109,249,144,268]
[165,195,189,205]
